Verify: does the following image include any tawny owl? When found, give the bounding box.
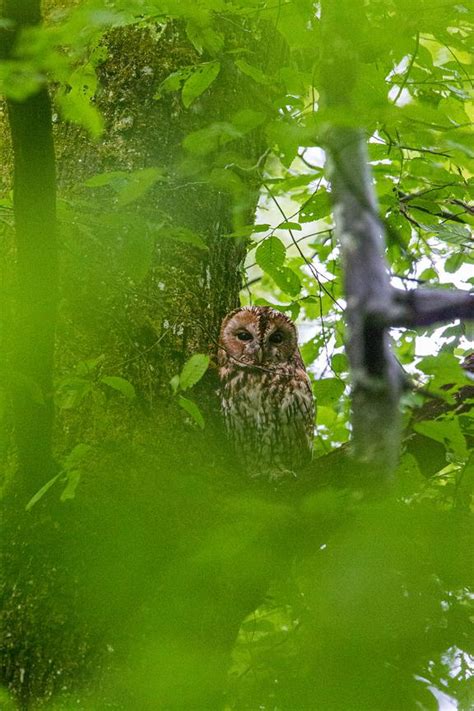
[218,306,315,479]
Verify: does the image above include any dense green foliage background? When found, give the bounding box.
[1,1,473,709]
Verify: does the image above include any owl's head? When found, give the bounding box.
[218,306,302,367]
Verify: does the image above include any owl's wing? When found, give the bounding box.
[292,367,316,459]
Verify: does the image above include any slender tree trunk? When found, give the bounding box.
[2,1,58,497]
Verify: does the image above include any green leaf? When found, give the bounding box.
[301,337,324,365]
[419,268,438,282]
[170,374,180,394]
[56,91,104,138]
[429,224,470,245]
[162,226,208,250]
[26,474,60,512]
[265,120,300,167]
[60,470,81,502]
[101,376,136,399]
[276,221,302,231]
[84,171,127,187]
[115,168,165,206]
[75,355,105,376]
[179,354,210,390]
[270,266,301,297]
[227,223,270,238]
[316,405,337,428]
[56,377,92,410]
[255,236,286,272]
[256,237,301,296]
[55,60,104,137]
[299,190,332,222]
[417,353,466,387]
[183,122,241,156]
[178,395,205,429]
[182,61,221,108]
[154,67,193,99]
[414,417,467,458]
[313,378,345,406]
[331,353,349,374]
[64,443,92,471]
[85,168,165,205]
[185,20,224,56]
[231,109,266,134]
[235,59,270,85]
[445,252,464,274]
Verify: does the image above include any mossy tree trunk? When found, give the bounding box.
[56,23,269,391]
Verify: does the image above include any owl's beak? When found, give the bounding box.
[256,346,263,364]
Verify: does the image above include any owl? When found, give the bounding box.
[218,306,315,479]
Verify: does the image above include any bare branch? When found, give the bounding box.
[388,288,474,328]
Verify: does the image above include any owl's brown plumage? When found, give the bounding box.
[218,306,315,479]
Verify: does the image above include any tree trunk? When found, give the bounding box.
[3,0,58,498]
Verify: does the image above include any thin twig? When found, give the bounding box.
[392,32,419,105]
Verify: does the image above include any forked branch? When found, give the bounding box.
[320,0,473,477]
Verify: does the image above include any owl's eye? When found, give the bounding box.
[269,331,284,344]
[236,331,253,341]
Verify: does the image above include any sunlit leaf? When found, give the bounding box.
[255,236,285,272]
[276,221,302,231]
[270,266,301,297]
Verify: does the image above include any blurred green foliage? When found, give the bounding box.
[0,0,473,709]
